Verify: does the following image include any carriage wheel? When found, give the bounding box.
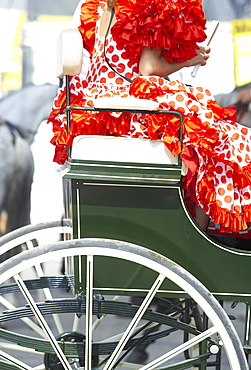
[0,219,72,260]
[0,238,247,370]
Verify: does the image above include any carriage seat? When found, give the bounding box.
[71,135,188,175]
[71,135,176,164]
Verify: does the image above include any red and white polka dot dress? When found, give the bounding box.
[48,0,251,235]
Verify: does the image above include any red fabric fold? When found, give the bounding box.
[78,0,104,54]
[207,100,238,122]
[112,0,207,65]
[182,148,251,233]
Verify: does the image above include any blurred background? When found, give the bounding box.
[0,0,80,95]
[0,0,82,236]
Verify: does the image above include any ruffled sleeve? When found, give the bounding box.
[78,0,104,55]
[111,0,207,65]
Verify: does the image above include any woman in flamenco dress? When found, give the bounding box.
[48,0,251,239]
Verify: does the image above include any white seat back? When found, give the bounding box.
[71,135,178,165]
[57,28,83,78]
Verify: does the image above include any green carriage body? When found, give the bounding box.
[65,155,251,303]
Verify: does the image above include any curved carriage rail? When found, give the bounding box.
[0,219,72,257]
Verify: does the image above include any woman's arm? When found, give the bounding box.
[139,46,211,77]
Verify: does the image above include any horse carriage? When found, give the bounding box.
[0,29,251,370]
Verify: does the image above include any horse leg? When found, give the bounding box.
[0,125,17,262]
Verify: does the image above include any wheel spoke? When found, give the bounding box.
[0,349,34,370]
[25,240,64,334]
[0,341,42,354]
[14,274,72,370]
[103,273,165,370]
[85,255,94,370]
[141,326,218,370]
[100,321,159,343]
[0,295,47,338]
[92,295,121,332]
[113,360,141,369]
[72,313,81,332]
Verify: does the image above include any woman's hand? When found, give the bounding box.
[187,46,211,67]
